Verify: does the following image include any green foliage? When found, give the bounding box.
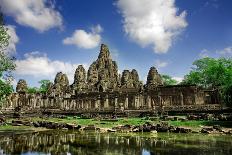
[0,13,15,103]
[27,80,51,94]
[0,52,16,77]
[27,87,39,94]
[182,57,232,105]
[0,79,13,103]
[39,79,51,94]
[161,74,178,86]
[0,13,10,50]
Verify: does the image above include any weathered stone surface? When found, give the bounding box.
[51,72,70,96]
[201,127,214,133]
[121,69,141,89]
[156,122,169,132]
[175,127,192,133]
[121,70,133,89]
[87,44,119,92]
[16,79,28,93]
[72,65,87,92]
[83,125,96,130]
[146,67,163,88]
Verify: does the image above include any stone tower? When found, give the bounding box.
[52,72,70,95]
[146,67,163,89]
[16,79,28,93]
[72,65,87,92]
[87,44,119,92]
[121,69,141,89]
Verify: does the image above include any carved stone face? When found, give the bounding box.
[16,79,28,93]
[88,64,98,84]
[75,65,86,83]
[147,67,163,86]
[99,70,107,81]
[121,70,130,85]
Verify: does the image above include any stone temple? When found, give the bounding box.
[2,44,221,115]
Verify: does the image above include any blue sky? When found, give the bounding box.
[1,0,232,87]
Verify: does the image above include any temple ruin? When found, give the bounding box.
[2,44,221,115]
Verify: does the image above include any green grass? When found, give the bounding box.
[169,121,206,127]
[169,120,232,128]
[0,124,30,130]
[3,117,232,130]
[27,117,152,128]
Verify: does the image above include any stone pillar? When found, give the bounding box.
[88,100,91,110]
[139,95,144,109]
[169,96,172,106]
[104,95,109,109]
[76,100,79,109]
[97,96,101,110]
[81,100,84,109]
[95,99,98,109]
[64,99,67,110]
[134,95,139,109]
[158,93,162,106]
[115,97,118,109]
[147,95,151,109]
[180,92,184,106]
[125,95,128,109]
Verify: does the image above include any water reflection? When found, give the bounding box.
[0,131,231,155]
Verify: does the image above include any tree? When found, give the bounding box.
[0,79,13,99]
[161,74,178,86]
[27,87,39,94]
[26,80,51,94]
[182,57,232,105]
[0,13,10,50]
[39,79,51,94]
[0,12,15,103]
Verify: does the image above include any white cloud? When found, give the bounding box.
[0,0,63,32]
[116,0,188,53]
[63,24,103,49]
[216,47,232,55]
[15,52,88,83]
[4,25,19,55]
[199,49,210,58]
[173,76,183,83]
[155,59,168,69]
[91,24,103,34]
[199,46,232,58]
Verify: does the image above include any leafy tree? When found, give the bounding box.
[182,57,232,105]
[161,74,178,86]
[39,79,51,93]
[0,79,13,99]
[27,87,39,94]
[0,13,10,50]
[26,80,51,94]
[0,12,15,103]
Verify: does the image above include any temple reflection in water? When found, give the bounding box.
[0,131,232,155]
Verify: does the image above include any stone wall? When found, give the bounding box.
[1,44,221,113]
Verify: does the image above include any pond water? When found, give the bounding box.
[0,130,231,155]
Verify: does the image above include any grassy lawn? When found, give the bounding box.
[0,124,31,131]
[25,117,152,128]
[16,117,232,129]
[2,117,232,131]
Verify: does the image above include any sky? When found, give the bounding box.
[1,0,232,87]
